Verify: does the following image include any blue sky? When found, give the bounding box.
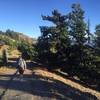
[0,0,100,38]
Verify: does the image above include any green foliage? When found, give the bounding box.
[37,10,70,68]
[18,41,37,60]
[93,24,100,73]
[37,4,95,70]
[0,30,36,60]
[95,24,100,50]
[67,4,95,69]
[0,35,17,49]
[68,4,87,45]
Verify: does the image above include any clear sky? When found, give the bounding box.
[0,0,100,38]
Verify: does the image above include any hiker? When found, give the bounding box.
[17,56,26,76]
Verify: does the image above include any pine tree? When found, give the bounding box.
[68,4,94,69]
[37,10,70,67]
[94,24,100,56]
[69,4,87,45]
[95,24,100,49]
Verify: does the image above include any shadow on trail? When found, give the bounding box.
[0,70,98,100]
[31,73,98,100]
[0,70,18,100]
[0,71,33,99]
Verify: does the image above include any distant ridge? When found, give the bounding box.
[0,29,37,44]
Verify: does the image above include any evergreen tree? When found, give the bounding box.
[68,4,94,69]
[37,10,70,67]
[95,24,100,49]
[68,4,87,45]
[94,24,100,57]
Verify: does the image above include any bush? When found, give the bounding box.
[17,41,37,60]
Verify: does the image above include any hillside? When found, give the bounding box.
[0,29,37,44]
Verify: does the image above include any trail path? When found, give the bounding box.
[0,58,99,100]
[0,68,56,100]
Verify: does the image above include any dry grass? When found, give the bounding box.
[9,49,21,58]
[33,69,100,99]
[0,67,16,74]
[0,45,9,55]
[0,45,21,58]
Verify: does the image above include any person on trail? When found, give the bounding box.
[17,56,26,77]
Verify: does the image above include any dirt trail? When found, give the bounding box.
[0,69,56,100]
[1,69,33,100]
[0,63,99,100]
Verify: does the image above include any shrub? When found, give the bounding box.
[17,41,37,60]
